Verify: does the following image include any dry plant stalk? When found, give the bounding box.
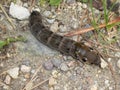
[0,4,15,30]
[65,17,120,36]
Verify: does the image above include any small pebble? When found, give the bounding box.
[49,77,57,86]
[71,18,79,29]
[117,59,120,69]
[46,19,55,24]
[77,5,82,11]
[43,60,54,71]
[52,70,60,78]
[4,75,11,85]
[66,0,76,5]
[24,73,30,79]
[43,11,52,17]
[105,80,110,87]
[82,4,87,9]
[21,65,31,73]
[31,69,35,74]
[107,58,112,62]
[59,25,67,32]
[51,59,62,68]
[60,63,69,71]
[22,60,30,66]
[101,58,108,69]
[7,67,19,79]
[3,85,9,90]
[90,85,97,90]
[115,52,120,57]
[50,21,59,32]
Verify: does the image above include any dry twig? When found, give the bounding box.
[22,65,42,90]
[29,0,36,12]
[31,78,49,90]
[65,17,120,36]
[0,4,15,30]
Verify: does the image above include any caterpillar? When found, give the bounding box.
[29,11,101,67]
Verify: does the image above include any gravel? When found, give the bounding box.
[50,21,59,32]
[21,65,31,73]
[4,75,11,85]
[43,60,54,71]
[7,67,19,79]
[51,59,62,68]
[60,63,69,71]
[117,59,120,69]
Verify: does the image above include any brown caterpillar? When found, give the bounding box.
[29,11,101,66]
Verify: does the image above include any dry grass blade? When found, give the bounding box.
[65,17,120,36]
[0,3,15,30]
[22,65,42,90]
[29,0,36,12]
[107,62,117,90]
[31,78,49,90]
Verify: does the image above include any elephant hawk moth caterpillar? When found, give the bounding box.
[29,11,101,67]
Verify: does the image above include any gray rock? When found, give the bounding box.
[66,0,76,5]
[43,60,54,71]
[60,63,69,71]
[22,60,30,66]
[51,59,62,68]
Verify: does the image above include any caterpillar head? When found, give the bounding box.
[75,43,101,67]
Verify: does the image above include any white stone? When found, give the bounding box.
[105,79,110,87]
[117,59,120,69]
[107,58,112,62]
[43,11,52,17]
[82,4,87,9]
[7,67,19,79]
[9,2,30,20]
[4,75,11,84]
[46,18,55,24]
[90,85,97,90]
[21,65,31,73]
[101,58,108,69]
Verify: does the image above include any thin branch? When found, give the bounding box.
[65,17,120,36]
[0,4,15,30]
[29,0,36,12]
[31,78,49,90]
[22,65,42,90]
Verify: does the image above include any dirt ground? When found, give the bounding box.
[0,0,120,90]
